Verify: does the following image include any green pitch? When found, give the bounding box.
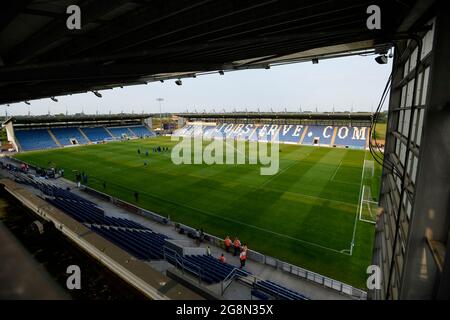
[15,136,380,289]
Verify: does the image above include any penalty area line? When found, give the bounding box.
[349,151,368,256]
[181,200,349,256]
[330,159,343,181]
[127,186,350,256]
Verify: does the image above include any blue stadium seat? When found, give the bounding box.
[81,127,112,142]
[92,226,149,260]
[128,126,155,137]
[333,126,368,149]
[302,125,333,145]
[169,254,237,284]
[37,183,151,231]
[89,226,168,260]
[177,123,369,149]
[277,124,304,144]
[15,128,58,151]
[251,289,270,300]
[108,127,135,138]
[51,127,88,146]
[13,174,310,298]
[254,280,308,300]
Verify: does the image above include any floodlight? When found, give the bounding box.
[375,55,388,64]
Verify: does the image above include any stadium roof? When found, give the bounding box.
[178,112,374,121]
[3,113,153,125]
[0,0,423,105]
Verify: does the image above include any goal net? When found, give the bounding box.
[363,160,375,179]
[358,159,378,224]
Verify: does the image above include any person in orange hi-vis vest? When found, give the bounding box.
[224,236,232,253]
[219,254,226,263]
[239,250,247,269]
[233,238,241,256]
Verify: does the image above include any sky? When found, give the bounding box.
[2,55,392,116]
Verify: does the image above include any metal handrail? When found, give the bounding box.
[221,268,239,295]
[221,268,259,296]
[162,246,203,283]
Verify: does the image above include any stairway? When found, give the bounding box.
[47,129,62,147]
[103,127,114,139]
[78,128,91,143]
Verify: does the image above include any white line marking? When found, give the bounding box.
[349,151,367,255]
[359,185,377,224]
[34,141,355,257]
[130,187,350,256]
[331,180,360,186]
[258,159,301,189]
[223,139,246,157]
[358,185,365,222]
[330,159,343,181]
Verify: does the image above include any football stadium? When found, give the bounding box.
[10,113,380,290]
[0,0,449,306]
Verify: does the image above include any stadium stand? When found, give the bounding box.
[173,124,194,137]
[333,126,368,149]
[10,170,308,299]
[164,249,246,284]
[277,125,303,144]
[14,125,156,151]
[14,129,58,151]
[108,126,136,138]
[248,126,262,142]
[48,198,150,229]
[254,280,309,300]
[129,125,155,137]
[80,127,113,142]
[302,125,333,146]
[51,127,88,146]
[91,226,167,260]
[4,115,156,151]
[174,123,369,149]
[164,250,308,299]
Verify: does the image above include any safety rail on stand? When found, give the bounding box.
[221,267,256,296]
[162,246,203,284]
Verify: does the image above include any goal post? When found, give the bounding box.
[363,159,375,180]
[359,185,378,224]
[358,157,378,224]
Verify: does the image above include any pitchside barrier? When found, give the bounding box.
[80,184,367,300]
[9,157,367,299]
